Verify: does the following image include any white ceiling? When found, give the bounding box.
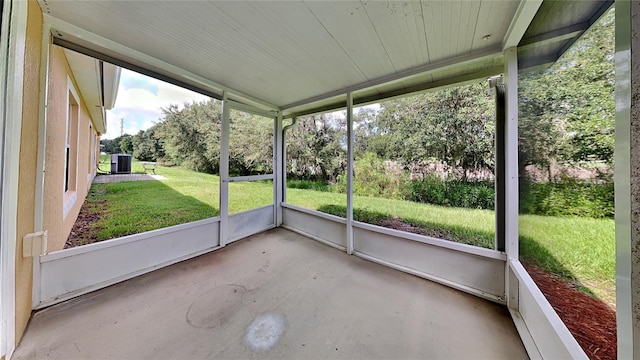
[40,0,612,117]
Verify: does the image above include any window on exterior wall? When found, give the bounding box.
[65,89,79,194]
[93,133,97,175]
[88,124,92,176]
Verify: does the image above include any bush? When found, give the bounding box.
[520,179,614,218]
[323,153,496,210]
[405,175,495,210]
[286,179,330,192]
[336,152,406,199]
[290,151,613,219]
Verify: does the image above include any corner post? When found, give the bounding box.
[504,47,519,309]
[490,77,506,253]
[219,93,230,247]
[274,111,283,226]
[346,92,354,255]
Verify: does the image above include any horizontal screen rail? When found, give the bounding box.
[227,174,274,182]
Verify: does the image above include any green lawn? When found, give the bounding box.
[288,189,615,293]
[89,165,275,239]
[87,163,615,301]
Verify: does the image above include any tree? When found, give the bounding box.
[101,137,121,154]
[518,72,566,178]
[119,134,133,154]
[286,113,347,182]
[519,9,615,167]
[353,107,379,156]
[156,100,222,173]
[132,126,165,161]
[228,111,273,176]
[370,82,495,180]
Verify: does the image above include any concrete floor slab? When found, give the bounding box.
[14,228,527,359]
[93,174,166,184]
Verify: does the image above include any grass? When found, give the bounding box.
[288,190,614,280]
[91,159,273,239]
[519,214,615,303]
[89,166,217,240]
[87,162,615,302]
[289,189,615,303]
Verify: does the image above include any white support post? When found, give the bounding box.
[503,47,519,309]
[283,124,287,205]
[614,1,635,357]
[346,92,354,255]
[274,111,283,226]
[219,93,230,247]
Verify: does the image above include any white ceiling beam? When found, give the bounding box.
[281,46,503,112]
[355,65,504,106]
[503,0,543,50]
[284,65,503,119]
[518,53,557,72]
[518,22,590,50]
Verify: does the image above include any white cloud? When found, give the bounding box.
[104,69,210,139]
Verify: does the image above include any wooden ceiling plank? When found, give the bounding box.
[304,1,396,81]
[421,1,444,62]
[360,1,428,71]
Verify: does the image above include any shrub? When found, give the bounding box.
[337,152,406,200]
[520,179,614,218]
[286,179,330,192]
[404,175,495,210]
[290,153,613,218]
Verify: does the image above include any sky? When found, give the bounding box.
[104,69,209,139]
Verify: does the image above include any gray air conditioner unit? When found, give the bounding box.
[111,154,132,174]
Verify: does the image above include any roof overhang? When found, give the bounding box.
[43,0,611,119]
[64,48,120,135]
[517,0,613,71]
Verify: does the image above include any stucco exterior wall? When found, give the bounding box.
[43,45,98,252]
[15,0,102,345]
[15,0,42,344]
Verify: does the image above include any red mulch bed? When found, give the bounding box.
[523,263,616,360]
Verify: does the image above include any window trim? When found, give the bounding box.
[87,123,92,182]
[63,77,80,218]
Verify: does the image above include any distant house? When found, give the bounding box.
[44,46,120,252]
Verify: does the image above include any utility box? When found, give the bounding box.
[111,154,132,174]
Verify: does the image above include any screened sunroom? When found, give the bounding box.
[2,0,633,359]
